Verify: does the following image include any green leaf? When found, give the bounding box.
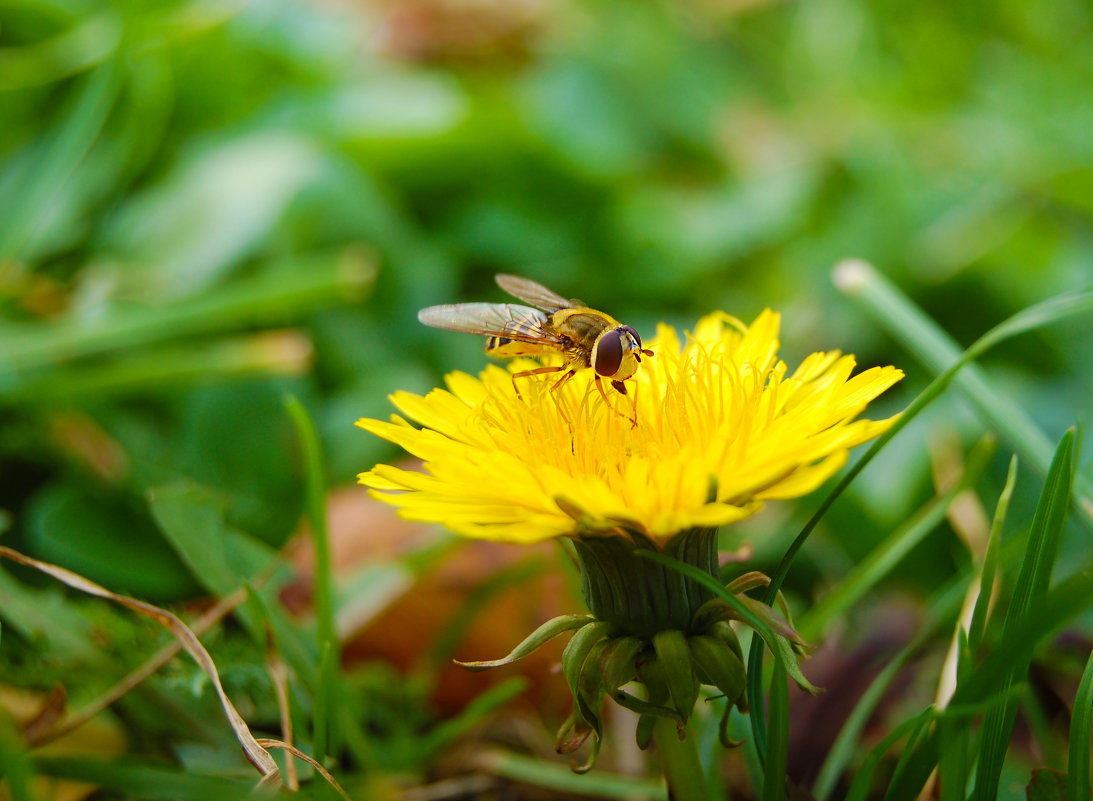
[0,712,34,801]
[881,549,1093,801]
[148,481,243,597]
[26,482,199,601]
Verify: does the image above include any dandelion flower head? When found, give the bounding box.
[357,310,903,544]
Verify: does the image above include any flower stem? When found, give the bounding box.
[653,716,714,801]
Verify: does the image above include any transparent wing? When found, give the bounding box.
[417,302,566,346]
[495,274,577,313]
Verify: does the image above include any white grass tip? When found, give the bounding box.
[832,259,876,293]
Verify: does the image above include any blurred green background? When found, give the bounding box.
[1,0,1091,797]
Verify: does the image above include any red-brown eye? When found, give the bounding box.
[620,325,641,347]
[593,329,624,377]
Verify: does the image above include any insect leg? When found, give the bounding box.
[511,365,566,401]
[547,369,577,430]
[596,377,638,427]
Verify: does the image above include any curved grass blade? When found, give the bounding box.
[747,270,1093,761]
[837,260,1093,527]
[799,434,992,641]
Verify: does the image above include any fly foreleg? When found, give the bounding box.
[511,365,567,402]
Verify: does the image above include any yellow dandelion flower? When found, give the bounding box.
[357,309,903,544]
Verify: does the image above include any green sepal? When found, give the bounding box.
[689,634,746,707]
[575,638,611,737]
[638,655,671,706]
[554,704,604,771]
[612,688,684,722]
[719,702,743,749]
[455,614,595,670]
[636,714,656,750]
[601,635,644,693]
[734,595,809,649]
[773,628,821,695]
[555,711,593,755]
[571,729,602,774]
[653,629,699,723]
[692,598,733,631]
[706,620,744,664]
[724,570,770,595]
[562,621,613,698]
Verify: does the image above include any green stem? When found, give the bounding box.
[653,717,714,801]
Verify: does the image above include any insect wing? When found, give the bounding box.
[495,274,578,313]
[417,302,565,347]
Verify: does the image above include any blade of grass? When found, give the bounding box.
[32,756,256,801]
[0,713,34,801]
[846,707,936,801]
[836,260,1093,528]
[972,429,1074,801]
[286,395,344,764]
[812,565,970,801]
[1068,645,1093,801]
[284,397,337,655]
[967,455,1018,655]
[936,456,1018,801]
[5,332,311,403]
[763,654,789,801]
[882,441,1084,801]
[0,546,280,783]
[313,640,333,770]
[748,270,1093,762]
[799,434,992,641]
[475,750,668,800]
[426,557,547,674]
[0,59,119,259]
[0,10,122,91]
[0,254,373,379]
[423,678,529,758]
[884,568,1093,801]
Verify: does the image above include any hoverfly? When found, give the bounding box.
[418,274,653,419]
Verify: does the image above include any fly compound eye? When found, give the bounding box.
[620,325,641,347]
[593,329,625,377]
